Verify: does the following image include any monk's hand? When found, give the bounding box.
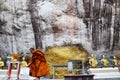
[27,63,31,67]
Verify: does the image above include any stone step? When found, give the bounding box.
[0,69,64,80]
[0,69,18,76]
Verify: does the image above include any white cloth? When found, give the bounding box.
[19,67,30,79]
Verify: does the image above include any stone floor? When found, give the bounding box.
[0,75,120,80]
[0,74,63,80]
[0,69,120,80]
[0,69,64,80]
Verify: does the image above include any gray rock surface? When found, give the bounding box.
[0,0,120,55]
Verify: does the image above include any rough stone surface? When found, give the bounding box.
[0,0,120,55]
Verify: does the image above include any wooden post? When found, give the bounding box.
[7,61,20,80]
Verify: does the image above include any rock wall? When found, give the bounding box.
[0,0,35,54]
[0,0,120,55]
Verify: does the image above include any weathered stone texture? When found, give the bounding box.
[0,0,120,55]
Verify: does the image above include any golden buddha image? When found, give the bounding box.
[20,57,27,67]
[11,54,19,68]
[11,54,19,62]
[89,54,98,67]
[0,57,4,68]
[101,55,109,67]
[112,56,118,66]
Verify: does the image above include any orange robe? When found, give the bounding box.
[28,49,50,77]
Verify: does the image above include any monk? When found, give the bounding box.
[27,48,50,80]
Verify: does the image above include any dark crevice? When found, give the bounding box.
[28,0,43,49]
[83,0,117,51]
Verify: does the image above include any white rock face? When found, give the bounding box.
[0,0,120,55]
[0,0,35,54]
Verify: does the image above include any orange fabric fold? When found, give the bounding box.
[28,49,50,77]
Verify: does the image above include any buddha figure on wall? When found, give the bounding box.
[101,55,109,67]
[11,54,19,62]
[20,57,27,67]
[89,54,98,67]
[0,57,4,69]
[112,56,118,66]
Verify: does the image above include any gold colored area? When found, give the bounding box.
[115,54,120,59]
[44,46,88,78]
[11,54,19,61]
[54,68,68,79]
[21,57,27,67]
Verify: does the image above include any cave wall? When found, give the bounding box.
[0,0,120,55]
[0,0,35,54]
